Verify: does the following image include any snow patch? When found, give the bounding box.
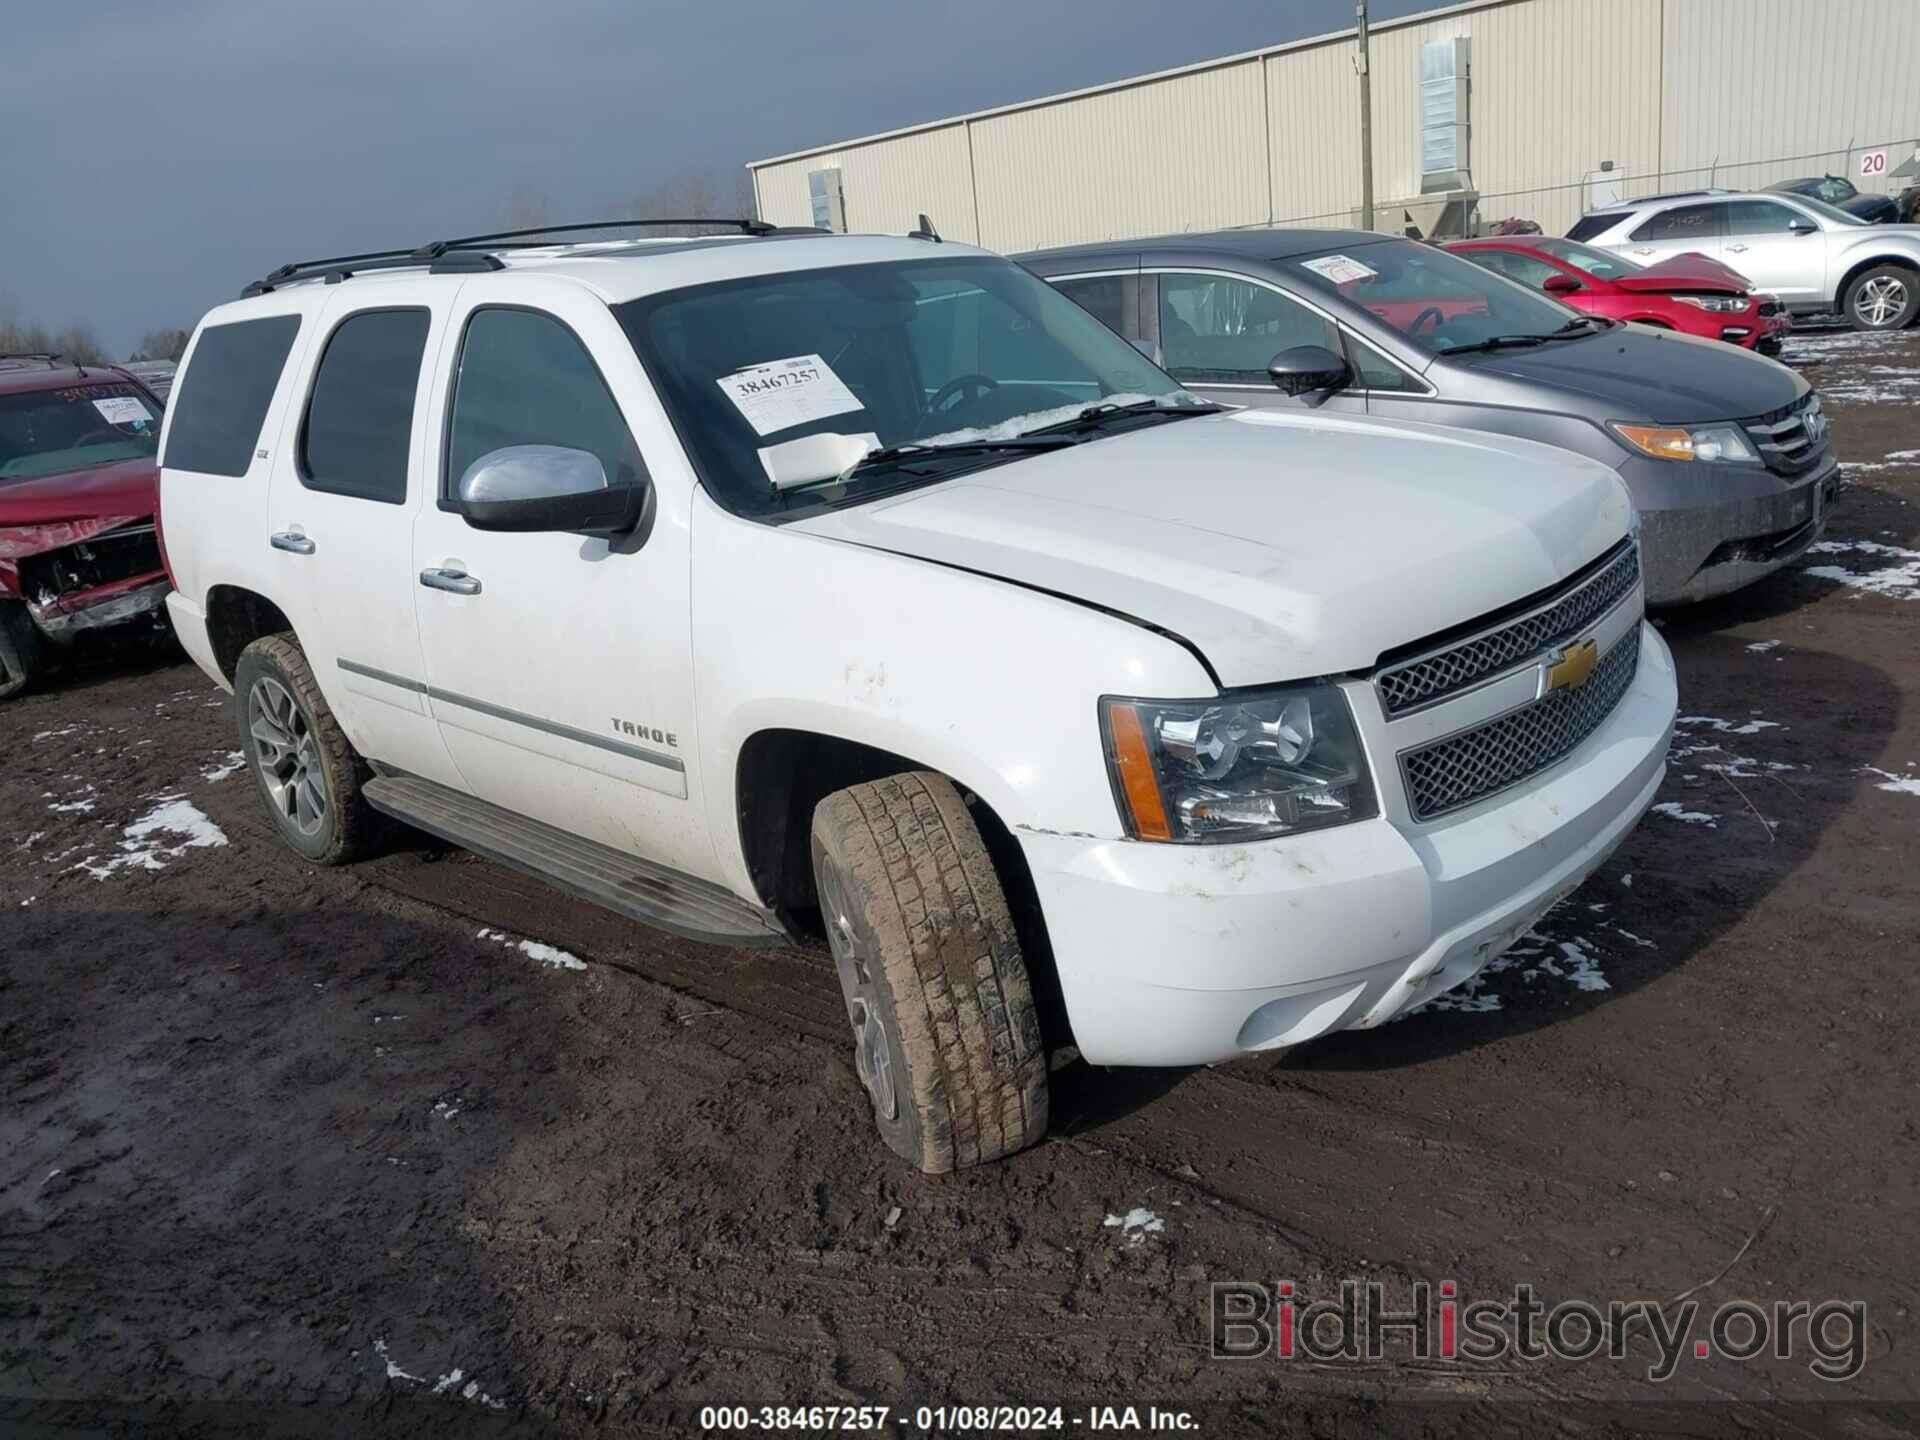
[1651,802,1719,827]
[373,1338,424,1384]
[1103,1207,1165,1245]
[1677,715,1780,736]
[32,725,84,743]
[47,784,98,814]
[1864,765,1920,796]
[1744,640,1780,653]
[477,926,586,971]
[202,750,246,782]
[1803,539,1920,600]
[73,797,228,879]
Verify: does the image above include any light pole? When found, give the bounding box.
[1357,0,1374,231]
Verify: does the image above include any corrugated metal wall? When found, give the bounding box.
[750,0,1918,247]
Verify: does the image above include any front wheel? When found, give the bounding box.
[811,773,1048,1173]
[234,634,381,864]
[1844,265,1919,331]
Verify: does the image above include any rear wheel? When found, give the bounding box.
[0,602,46,703]
[234,634,381,864]
[810,772,1048,1173]
[1844,265,1919,331]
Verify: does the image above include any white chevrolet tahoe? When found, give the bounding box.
[158,220,1678,1172]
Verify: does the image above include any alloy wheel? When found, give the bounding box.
[247,676,328,837]
[819,859,898,1121]
[1854,275,1908,328]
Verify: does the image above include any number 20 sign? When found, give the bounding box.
[1858,148,1889,178]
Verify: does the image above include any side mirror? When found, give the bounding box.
[1543,273,1582,294]
[1267,345,1351,405]
[1787,218,1818,235]
[455,444,647,535]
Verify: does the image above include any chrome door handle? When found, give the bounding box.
[419,567,481,596]
[270,531,315,555]
[1727,243,1749,253]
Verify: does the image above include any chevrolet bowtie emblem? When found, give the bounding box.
[1544,638,1599,694]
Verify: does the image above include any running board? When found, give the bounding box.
[363,774,790,948]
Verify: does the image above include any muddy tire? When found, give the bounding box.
[811,772,1048,1173]
[234,634,380,865]
[1843,264,1919,332]
[0,602,46,702]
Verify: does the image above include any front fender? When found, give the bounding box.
[691,491,1215,897]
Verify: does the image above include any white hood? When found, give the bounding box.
[793,409,1631,687]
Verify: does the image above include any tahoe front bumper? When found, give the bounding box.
[1019,622,1677,1068]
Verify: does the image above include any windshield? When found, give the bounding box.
[1534,237,1643,279]
[615,255,1198,516]
[0,383,162,481]
[1284,239,1588,357]
[1785,193,1865,228]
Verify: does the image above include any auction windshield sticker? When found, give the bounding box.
[91,396,153,426]
[717,354,864,436]
[1300,254,1378,284]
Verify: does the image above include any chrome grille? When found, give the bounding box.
[1399,634,1640,822]
[1374,542,1639,715]
[1742,392,1826,474]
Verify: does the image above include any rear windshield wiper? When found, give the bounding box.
[1020,398,1223,438]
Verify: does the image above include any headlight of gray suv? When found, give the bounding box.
[1610,421,1762,465]
[1101,684,1377,843]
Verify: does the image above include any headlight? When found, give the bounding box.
[1101,684,1377,843]
[1673,294,1750,314]
[1610,421,1761,464]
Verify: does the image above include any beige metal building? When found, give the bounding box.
[748,0,1920,249]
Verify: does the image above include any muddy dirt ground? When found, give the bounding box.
[4,328,1919,1439]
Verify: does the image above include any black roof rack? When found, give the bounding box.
[241,216,790,296]
[0,352,65,366]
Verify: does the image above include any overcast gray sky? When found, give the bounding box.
[2,0,1428,355]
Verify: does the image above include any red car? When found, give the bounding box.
[0,355,171,700]
[1445,236,1792,356]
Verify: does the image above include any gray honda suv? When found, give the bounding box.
[1021,230,1838,604]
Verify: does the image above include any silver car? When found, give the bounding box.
[1022,229,1838,604]
[1570,190,1920,332]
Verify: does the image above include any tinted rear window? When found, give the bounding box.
[1566,214,1624,242]
[300,309,429,504]
[163,315,302,476]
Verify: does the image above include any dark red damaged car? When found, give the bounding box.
[0,355,171,700]
[1445,236,1793,356]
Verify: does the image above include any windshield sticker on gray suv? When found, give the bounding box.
[1301,254,1379,284]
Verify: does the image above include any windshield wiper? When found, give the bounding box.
[806,436,1077,492]
[1550,314,1613,335]
[1437,333,1553,356]
[848,435,1073,470]
[1020,398,1223,438]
